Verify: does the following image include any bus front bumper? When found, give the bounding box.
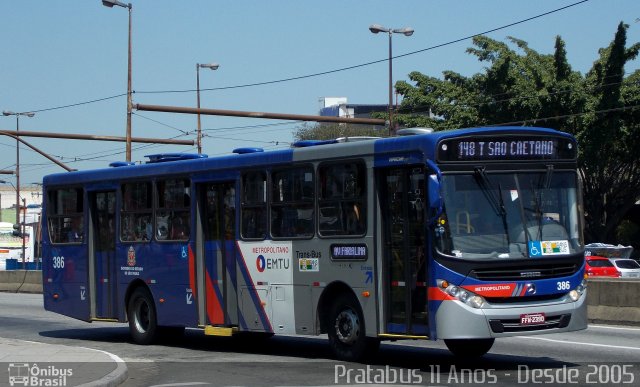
[435,293,587,339]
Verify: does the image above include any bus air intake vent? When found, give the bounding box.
[396,128,433,136]
[232,147,264,154]
[145,153,208,163]
[291,139,338,148]
[109,161,136,167]
[335,136,380,142]
[470,264,578,281]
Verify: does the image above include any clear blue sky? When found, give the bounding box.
[1,0,638,186]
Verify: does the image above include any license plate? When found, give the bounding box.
[520,313,546,325]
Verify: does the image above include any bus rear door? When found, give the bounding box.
[88,190,118,320]
[379,167,429,336]
[197,182,238,330]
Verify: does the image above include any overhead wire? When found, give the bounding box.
[20,0,591,112]
[13,0,603,173]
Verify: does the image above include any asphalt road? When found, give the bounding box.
[1,292,640,386]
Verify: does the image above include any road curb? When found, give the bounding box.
[74,345,128,387]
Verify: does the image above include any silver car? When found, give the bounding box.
[609,258,640,278]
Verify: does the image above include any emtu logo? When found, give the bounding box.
[256,255,266,272]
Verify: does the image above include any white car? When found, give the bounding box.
[609,258,640,278]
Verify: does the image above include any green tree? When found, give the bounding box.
[293,122,387,141]
[577,22,640,242]
[395,22,640,243]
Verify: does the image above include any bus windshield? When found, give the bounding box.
[434,170,583,260]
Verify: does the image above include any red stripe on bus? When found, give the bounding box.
[461,283,516,298]
[519,285,528,297]
[188,245,197,299]
[205,271,224,325]
[428,287,455,301]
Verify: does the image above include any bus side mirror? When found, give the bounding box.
[428,175,442,210]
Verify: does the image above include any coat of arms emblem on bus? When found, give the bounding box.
[127,246,136,267]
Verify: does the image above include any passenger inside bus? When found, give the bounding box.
[346,203,364,234]
[170,214,189,240]
[66,217,83,243]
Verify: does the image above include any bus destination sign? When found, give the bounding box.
[331,244,368,261]
[438,136,576,162]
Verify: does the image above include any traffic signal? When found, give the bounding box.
[12,223,23,238]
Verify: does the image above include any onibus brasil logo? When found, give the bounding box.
[8,363,73,386]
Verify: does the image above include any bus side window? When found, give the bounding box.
[47,188,84,245]
[241,170,267,239]
[121,181,153,243]
[318,161,366,237]
[156,178,191,241]
[270,166,314,238]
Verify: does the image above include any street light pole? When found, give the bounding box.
[21,198,26,270]
[2,111,35,223]
[196,63,219,154]
[102,0,133,161]
[369,24,414,136]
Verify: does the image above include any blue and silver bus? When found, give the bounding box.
[42,126,587,361]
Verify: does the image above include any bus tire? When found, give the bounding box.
[444,338,494,358]
[128,287,158,345]
[327,293,378,361]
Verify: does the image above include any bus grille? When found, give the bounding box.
[471,264,578,281]
[485,294,564,304]
[489,314,571,333]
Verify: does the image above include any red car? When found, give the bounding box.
[585,256,621,277]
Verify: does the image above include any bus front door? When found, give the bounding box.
[89,191,117,319]
[198,182,238,328]
[379,167,428,336]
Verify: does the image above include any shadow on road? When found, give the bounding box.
[39,326,577,372]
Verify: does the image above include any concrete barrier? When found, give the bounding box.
[0,270,42,293]
[586,277,640,326]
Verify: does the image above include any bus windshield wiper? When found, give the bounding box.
[474,167,503,217]
[473,167,510,245]
[532,165,554,240]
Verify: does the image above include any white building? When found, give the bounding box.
[0,185,42,209]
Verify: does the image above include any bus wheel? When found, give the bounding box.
[327,294,377,361]
[444,338,494,357]
[128,287,158,345]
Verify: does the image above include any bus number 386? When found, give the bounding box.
[52,256,65,269]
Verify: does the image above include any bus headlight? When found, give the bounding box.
[439,280,486,309]
[569,279,587,302]
[568,290,579,302]
[468,295,485,309]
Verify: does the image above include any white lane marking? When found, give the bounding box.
[150,383,210,387]
[589,324,640,332]
[520,336,640,351]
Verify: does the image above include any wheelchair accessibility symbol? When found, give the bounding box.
[528,241,543,257]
